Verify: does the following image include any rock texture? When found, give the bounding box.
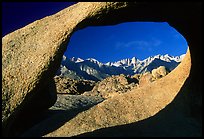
[83,74,138,99]
[2,2,202,137]
[54,76,96,95]
[151,66,167,79]
[138,72,154,87]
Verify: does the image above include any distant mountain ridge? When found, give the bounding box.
[56,54,185,81]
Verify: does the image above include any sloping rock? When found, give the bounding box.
[138,72,154,87]
[54,76,96,95]
[139,66,167,87]
[21,94,104,137]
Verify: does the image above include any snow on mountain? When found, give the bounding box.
[57,54,185,81]
[86,58,103,67]
[106,57,139,68]
[70,57,84,63]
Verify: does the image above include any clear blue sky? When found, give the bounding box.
[2,2,188,63]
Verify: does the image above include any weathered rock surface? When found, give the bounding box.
[2,2,202,137]
[83,74,138,99]
[54,76,96,95]
[131,74,141,81]
[139,66,167,87]
[138,72,154,87]
[151,66,167,79]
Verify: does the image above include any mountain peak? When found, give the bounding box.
[86,58,103,66]
[131,57,137,64]
[87,58,98,61]
[62,55,67,61]
[59,53,184,81]
[86,58,99,63]
[70,57,84,63]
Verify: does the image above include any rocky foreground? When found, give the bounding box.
[21,66,174,136]
[54,76,96,95]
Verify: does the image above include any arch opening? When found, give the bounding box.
[54,21,188,95]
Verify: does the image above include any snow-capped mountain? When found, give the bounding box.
[56,54,185,81]
[106,57,138,68]
[70,57,84,63]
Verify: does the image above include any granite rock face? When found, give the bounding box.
[138,72,154,87]
[2,2,202,137]
[83,74,138,99]
[54,76,96,95]
[151,66,167,79]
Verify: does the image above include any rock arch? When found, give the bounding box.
[2,2,202,136]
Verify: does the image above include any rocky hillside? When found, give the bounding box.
[54,65,168,99]
[83,74,139,99]
[54,76,96,95]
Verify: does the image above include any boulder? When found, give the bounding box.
[54,76,96,95]
[131,74,141,81]
[151,66,167,79]
[139,72,154,87]
[83,74,138,99]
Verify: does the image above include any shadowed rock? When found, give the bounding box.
[54,76,96,95]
